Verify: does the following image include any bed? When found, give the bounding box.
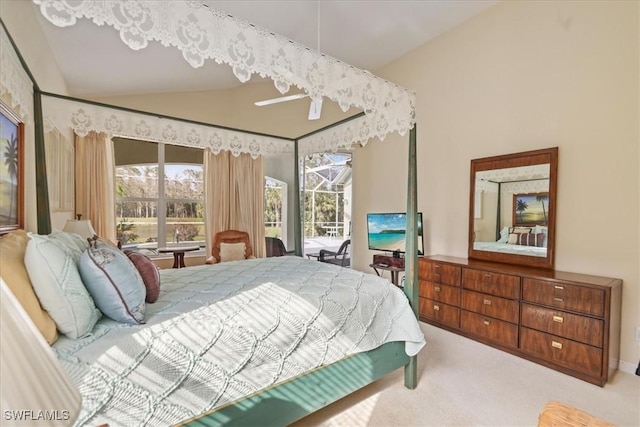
[52,256,425,426]
[473,241,547,257]
[473,225,548,258]
[1,2,423,425]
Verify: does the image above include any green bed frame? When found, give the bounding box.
[182,341,409,426]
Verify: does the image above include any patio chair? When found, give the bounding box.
[318,239,350,267]
[265,237,294,257]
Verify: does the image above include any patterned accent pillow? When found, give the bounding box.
[509,226,532,234]
[79,241,146,324]
[25,233,101,339]
[124,250,161,303]
[517,232,545,247]
[507,233,519,244]
[220,242,246,262]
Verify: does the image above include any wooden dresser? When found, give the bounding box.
[418,255,622,386]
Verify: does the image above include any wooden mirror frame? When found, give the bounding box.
[468,147,558,269]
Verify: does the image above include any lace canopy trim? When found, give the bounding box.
[33,0,416,154]
[0,25,33,123]
[43,95,392,157]
[43,96,294,159]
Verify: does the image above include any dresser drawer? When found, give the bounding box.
[460,310,518,348]
[418,260,461,286]
[462,268,520,299]
[520,327,602,378]
[522,279,605,317]
[419,298,460,328]
[461,290,519,324]
[419,281,460,306]
[521,303,603,347]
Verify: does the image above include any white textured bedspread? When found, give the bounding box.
[53,256,425,426]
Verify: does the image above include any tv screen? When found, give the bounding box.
[366,212,424,255]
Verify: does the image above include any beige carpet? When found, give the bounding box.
[292,322,640,427]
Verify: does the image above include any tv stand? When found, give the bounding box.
[371,254,405,286]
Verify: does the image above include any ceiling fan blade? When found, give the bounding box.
[308,99,323,120]
[254,93,308,106]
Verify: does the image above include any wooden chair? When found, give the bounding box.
[206,230,254,264]
[319,239,350,267]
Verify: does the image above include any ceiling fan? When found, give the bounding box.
[254,93,323,120]
[254,1,324,120]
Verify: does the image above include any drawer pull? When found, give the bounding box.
[554,285,564,290]
[552,315,564,323]
[434,264,440,269]
[483,299,492,305]
[483,318,491,326]
[433,304,440,311]
[553,297,564,302]
[551,341,563,349]
[483,273,492,278]
[434,286,441,292]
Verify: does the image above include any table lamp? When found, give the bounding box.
[0,278,81,426]
[63,214,97,239]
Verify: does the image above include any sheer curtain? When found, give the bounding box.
[74,131,116,242]
[204,150,265,258]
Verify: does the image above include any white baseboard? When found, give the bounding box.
[619,360,639,375]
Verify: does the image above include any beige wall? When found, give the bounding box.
[3,1,638,371]
[362,1,639,372]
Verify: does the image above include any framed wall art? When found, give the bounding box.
[512,192,549,227]
[0,100,24,234]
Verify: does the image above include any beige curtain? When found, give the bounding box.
[204,150,265,258]
[74,131,116,242]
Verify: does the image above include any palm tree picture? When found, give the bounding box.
[512,192,549,226]
[0,102,23,231]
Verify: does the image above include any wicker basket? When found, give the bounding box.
[538,401,615,427]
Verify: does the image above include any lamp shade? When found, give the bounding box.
[0,278,81,425]
[63,219,96,239]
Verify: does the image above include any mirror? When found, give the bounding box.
[469,147,558,269]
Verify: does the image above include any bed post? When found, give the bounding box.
[293,139,303,256]
[404,124,418,389]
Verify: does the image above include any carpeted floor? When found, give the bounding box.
[292,322,640,427]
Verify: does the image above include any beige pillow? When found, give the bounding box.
[219,242,246,262]
[507,233,519,244]
[0,230,58,344]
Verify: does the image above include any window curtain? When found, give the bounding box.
[74,131,116,242]
[204,150,265,258]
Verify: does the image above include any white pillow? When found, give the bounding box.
[497,226,510,243]
[507,233,519,245]
[219,242,246,262]
[49,230,90,265]
[79,242,146,324]
[25,233,101,339]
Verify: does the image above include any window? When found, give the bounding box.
[264,177,287,241]
[114,138,204,257]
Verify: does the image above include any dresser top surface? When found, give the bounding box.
[421,255,621,288]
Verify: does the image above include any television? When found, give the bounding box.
[366,212,424,256]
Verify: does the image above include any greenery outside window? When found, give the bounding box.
[114,138,204,257]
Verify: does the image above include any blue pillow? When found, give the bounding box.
[79,241,146,324]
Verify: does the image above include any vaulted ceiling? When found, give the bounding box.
[32,1,498,98]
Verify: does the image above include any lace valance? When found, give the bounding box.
[0,25,33,123]
[33,0,416,142]
[43,96,294,159]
